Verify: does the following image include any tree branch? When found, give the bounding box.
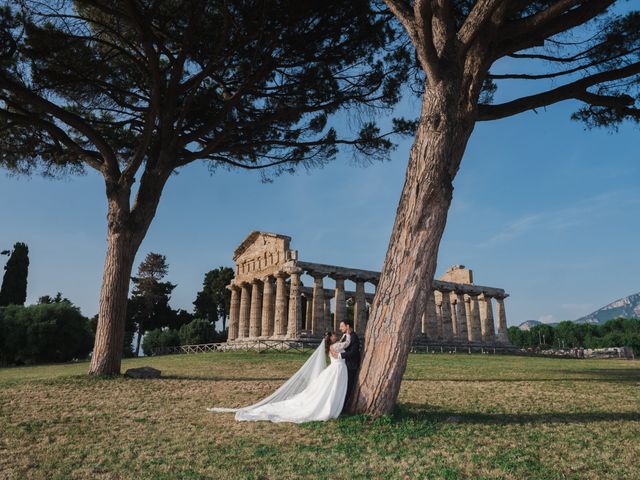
[478,61,640,120]
[508,45,598,63]
[574,91,635,108]
[121,104,158,186]
[123,0,163,121]
[0,109,104,171]
[429,0,455,62]
[517,0,583,30]
[384,0,440,80]
[177,56,280,147]
[490,45,640,80]
[0,73,119,176]
[496,0,615,58]
[458,0,505,47]
[413,0,442,79]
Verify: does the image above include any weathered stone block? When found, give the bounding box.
[124,366,161,379]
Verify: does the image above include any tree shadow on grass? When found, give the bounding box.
[403,376,639,384]
[159,367,640,384]
[159,374,291,382]
[12,373,292,385]
[393,403,640,426]
[404,367,640,383]
[555,368,640,382]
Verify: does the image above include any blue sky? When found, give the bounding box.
[1,59,639,327]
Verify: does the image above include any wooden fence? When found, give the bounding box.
[151,339,322,356]
[150,338,520,356]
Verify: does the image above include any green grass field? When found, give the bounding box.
[1,352,639,480]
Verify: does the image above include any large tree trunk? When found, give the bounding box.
[89,169,170,375]
[349,82,477,415]
[88,221,139,375]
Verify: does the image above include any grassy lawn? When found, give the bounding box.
[1,352,639,480]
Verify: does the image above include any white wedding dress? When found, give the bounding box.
[207,338,349,423]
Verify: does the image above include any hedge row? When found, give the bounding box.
[0,303,94,365]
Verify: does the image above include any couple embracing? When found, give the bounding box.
[208,320,360,423]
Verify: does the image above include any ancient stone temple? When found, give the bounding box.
[226,231,511,348]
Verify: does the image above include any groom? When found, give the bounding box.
[330,319,360,413]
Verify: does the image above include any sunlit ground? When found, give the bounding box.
[1,352,639,479]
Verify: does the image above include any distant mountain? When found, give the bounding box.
[517,292,640,330]
[575,292,640,324]
[518,320,542,331]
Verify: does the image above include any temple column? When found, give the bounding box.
[305,295,313,330]
[496,296,509,343]
[324,296,332,332]
[260,276,275,337]
[467,294,482,342]
[450,293,458,339]
[311,274,325,335]
[227,284,240,341]
[274,272,288,337]
[455,292,469,342]
[487,297,496,339]
[479,294,495,342]
[333,276,347,331]
[434,292,443,340]
[287,269,303,338]
[363,301,370,332]
[249,279,263,338]
[238,282,251,339]
[270,279,276,331]
[415,288,425,335]
[416,309,424,335]
[440,290,453,341]
[425,290,438,339]
[464,295,473,336]
[354,280,366,332]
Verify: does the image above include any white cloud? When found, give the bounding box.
[538,314,555,324]
[480,189,640,247]
[480,213,545,246]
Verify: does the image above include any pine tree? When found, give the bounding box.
[193,267,234,331]
[129,253,176,356]
[353,1,640,415]
[0,0,410,375]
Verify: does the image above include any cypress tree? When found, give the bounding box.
[0,242,29,306]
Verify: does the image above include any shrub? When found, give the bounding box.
[0,303,93,365]
[178,318,216,345]
[0,305,28,364]
[142,328,181,355]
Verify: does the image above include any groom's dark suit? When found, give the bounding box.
[339,331,361,412]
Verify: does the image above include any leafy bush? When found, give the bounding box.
[0,305,28,365]
[178,318,216,345]
[0,303,94,365]
[142,319,227,355]
[142,328,181,355]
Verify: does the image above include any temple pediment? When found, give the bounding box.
[233,231,292,282]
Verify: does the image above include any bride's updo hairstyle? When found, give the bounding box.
[324,331,334,354]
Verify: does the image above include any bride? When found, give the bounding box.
[207,332,349,423]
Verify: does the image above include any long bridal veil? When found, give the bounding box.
[207,340,327,414]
